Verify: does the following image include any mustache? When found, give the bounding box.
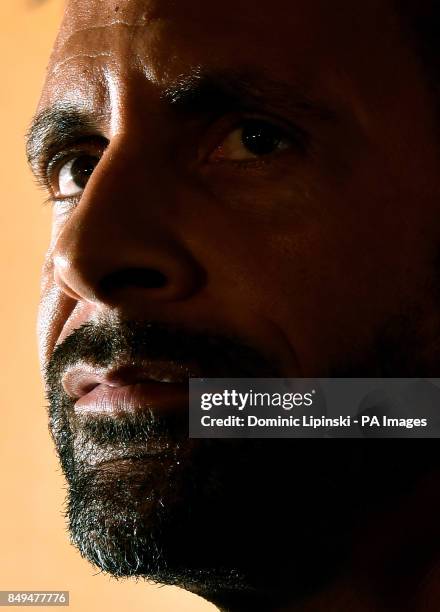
[45,318,278,386]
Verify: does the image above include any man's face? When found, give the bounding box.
[32,0,440,606]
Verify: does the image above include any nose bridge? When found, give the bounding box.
[52,134,204,305]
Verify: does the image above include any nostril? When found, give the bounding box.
[101,267,168,292]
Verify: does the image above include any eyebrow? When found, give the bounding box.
[26,70,337,177]
[26,103,104,179]
[163,70,336,121]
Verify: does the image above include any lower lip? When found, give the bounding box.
[74,381,188,415]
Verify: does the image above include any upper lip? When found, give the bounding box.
[62,359,201,400]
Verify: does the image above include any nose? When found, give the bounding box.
[51,137,204,309]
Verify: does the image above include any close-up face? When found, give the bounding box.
[34,0,440,379]
[29,0,440,609]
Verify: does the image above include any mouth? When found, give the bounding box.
[62,359,198,416]
[75,380,188,415]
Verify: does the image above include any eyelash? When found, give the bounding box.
[201,112,308,164]
[40,138,107,204]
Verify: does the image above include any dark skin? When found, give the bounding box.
[30,0,440,610]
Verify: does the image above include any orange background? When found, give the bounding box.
[0,1,212,610]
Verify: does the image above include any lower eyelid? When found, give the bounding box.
[211,137,295,165]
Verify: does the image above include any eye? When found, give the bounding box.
[56,154,100,197]
[211,119,297,162]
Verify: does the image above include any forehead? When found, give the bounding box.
[53,0,332,63]
[40,0,402,114]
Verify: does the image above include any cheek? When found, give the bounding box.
[37,205,83,372]
[210,189,437,373]
[200,161,317,223]
[37,244,75,375]
[37,274,61,375]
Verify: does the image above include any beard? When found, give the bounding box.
[44,315,440,607]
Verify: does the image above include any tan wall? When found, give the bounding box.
[0,2,212,610]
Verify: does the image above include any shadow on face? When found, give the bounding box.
[31,0,440,608]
